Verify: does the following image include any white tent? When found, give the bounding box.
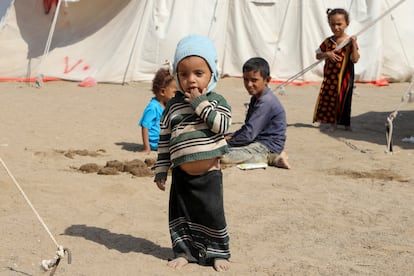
[0,0,413,84]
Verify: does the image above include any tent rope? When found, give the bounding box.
[0,157,71,275]
[273,0,408,94]
[385,0,411,69]
[385,75,414,154]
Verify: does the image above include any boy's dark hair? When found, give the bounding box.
[326,8,350,24]
[242,57,270,78]
[152,67,174,94]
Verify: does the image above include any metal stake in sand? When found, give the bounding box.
[385,74,414,154]
[0,157,71,275]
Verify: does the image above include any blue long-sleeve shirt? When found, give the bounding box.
[228,87,286,154]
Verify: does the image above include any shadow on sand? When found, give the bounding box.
[63,224,172,260]
[291,110,413,151]
[115,142,144,152]
[335,110,413,150]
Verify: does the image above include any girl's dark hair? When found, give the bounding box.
[326,8,350,24]
[242,57,270,78]
[152,67,174,94]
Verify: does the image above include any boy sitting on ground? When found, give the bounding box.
[221,57,290,169]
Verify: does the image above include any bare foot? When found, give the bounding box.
[275,151,291,169]
[214,258,230,272]
[167,257,188,270]
[328,124,337,132]
[220,163,235,170]
[268,151,291,169]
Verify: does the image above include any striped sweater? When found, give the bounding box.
[154,91,232,181]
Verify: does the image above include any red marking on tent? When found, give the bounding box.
[44,0,58,14]
[357,78,389,86]
[0,77,60,82]
[83,65,90,71]
[64,56,83,74]
[270,79,390,87]
[270,79,319,86]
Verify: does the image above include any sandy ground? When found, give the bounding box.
[0,78,413,276]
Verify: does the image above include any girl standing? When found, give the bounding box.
[313,8,360,131]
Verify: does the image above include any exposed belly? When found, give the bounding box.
[179,157,220,175]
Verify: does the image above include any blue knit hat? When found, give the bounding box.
[173,34,218,93]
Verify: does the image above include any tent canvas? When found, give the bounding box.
[0,0,413,84]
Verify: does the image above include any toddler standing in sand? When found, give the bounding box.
[154,34,232,271]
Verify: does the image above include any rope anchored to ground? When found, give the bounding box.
[385,76,414,154]
[41,246,72,276]
[0,157,71,275]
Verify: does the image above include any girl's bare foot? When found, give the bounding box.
[214,258,230,272]
[328,124,337,132]
[167,257,188,270]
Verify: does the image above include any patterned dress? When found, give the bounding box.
[313,36,356,127]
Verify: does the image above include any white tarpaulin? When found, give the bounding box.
[0,0,413,84]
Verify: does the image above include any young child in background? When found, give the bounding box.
[138,67,176,153]
[221,57,290,169]
[154,34,232,271]
[313,8,360,131]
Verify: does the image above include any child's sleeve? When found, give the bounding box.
[154,108,172,181]
[190,93,232,134]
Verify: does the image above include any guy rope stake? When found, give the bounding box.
[0,157,71,275]
[385,75,414,154]
[273,0,408,95]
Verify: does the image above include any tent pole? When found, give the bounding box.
[42,0,63,61]
[30,0,62,84]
